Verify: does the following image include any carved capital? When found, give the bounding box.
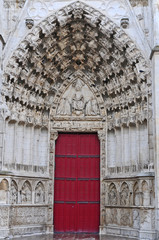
[50,131,58,141]
[98,130,106,141]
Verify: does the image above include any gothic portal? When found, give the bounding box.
[0,0,159,239]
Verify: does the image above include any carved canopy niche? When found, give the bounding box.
[1,1,151,127]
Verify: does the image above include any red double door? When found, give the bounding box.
[54,133,100,233]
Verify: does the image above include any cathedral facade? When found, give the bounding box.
[0,0,159,239]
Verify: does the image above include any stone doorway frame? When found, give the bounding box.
[49,119,107,234]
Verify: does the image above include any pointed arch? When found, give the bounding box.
[108,183,117,205]
[35,181,45,204]
[1,1,150,127]
[21,180,32,204]
[120,182,129,206]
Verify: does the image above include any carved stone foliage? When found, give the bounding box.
[120,209,131,226]
[129,0,148,7]
[3,0,26,8]
[106,208,118,225]
[35,182,45,204]
[0,207,9,227]
[0,101,10,120]
[10,180,18,204]
[57,79,100,117]
[2,1,150,127]
[133,209,140,229]
[10,206,47,226]
[21,181,32,204]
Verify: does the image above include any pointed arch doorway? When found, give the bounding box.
[54,133,100,233]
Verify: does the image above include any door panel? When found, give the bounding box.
[54,133,100,233]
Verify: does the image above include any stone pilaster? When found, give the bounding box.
[151,0,159,236]
[47,131,58,233]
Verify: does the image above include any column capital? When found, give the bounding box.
[50,131,58,141]
[97,130,106,141]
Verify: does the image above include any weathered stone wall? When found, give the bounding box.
[0,176,51,238]
[0,0,158,239]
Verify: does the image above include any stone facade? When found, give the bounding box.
[0,0,158,239]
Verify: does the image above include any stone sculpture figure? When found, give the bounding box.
[108,183,117,205]
[120,182,129,206]
[10,181,18,204]
[57,78,100,116]
[57,97,71,115]
[35,182,45,204]
[72,92,84,115]
[134,182,140,206]
[85,98,99,116]
[21,181,32,204]
[72,79,84,115]
[142,181,150,206]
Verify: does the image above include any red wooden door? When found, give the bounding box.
[54,133,100,233]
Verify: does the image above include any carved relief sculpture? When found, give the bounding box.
[57,79,100,117]
[35,182,45,204]
[120,182,129,206]
[108,183,117,205]
[10,180,18,204]
[133,182,140,206]
[21,181,32,204]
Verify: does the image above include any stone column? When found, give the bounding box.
[98,129,106,233]
[0,37,4,170]
[47,131,58,234]
[0,110,4,170]
[151,0,159,235]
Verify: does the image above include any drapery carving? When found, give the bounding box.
[21,181,32,204]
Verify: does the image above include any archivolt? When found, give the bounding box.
[2,1,151,127]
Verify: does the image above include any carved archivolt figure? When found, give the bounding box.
[21,181,32,204]
[35,182,45,204]
[10,180,18,204]
[108,183,117,205]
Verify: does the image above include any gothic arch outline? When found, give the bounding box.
[1,1,151,129]
[52,70,106,118]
